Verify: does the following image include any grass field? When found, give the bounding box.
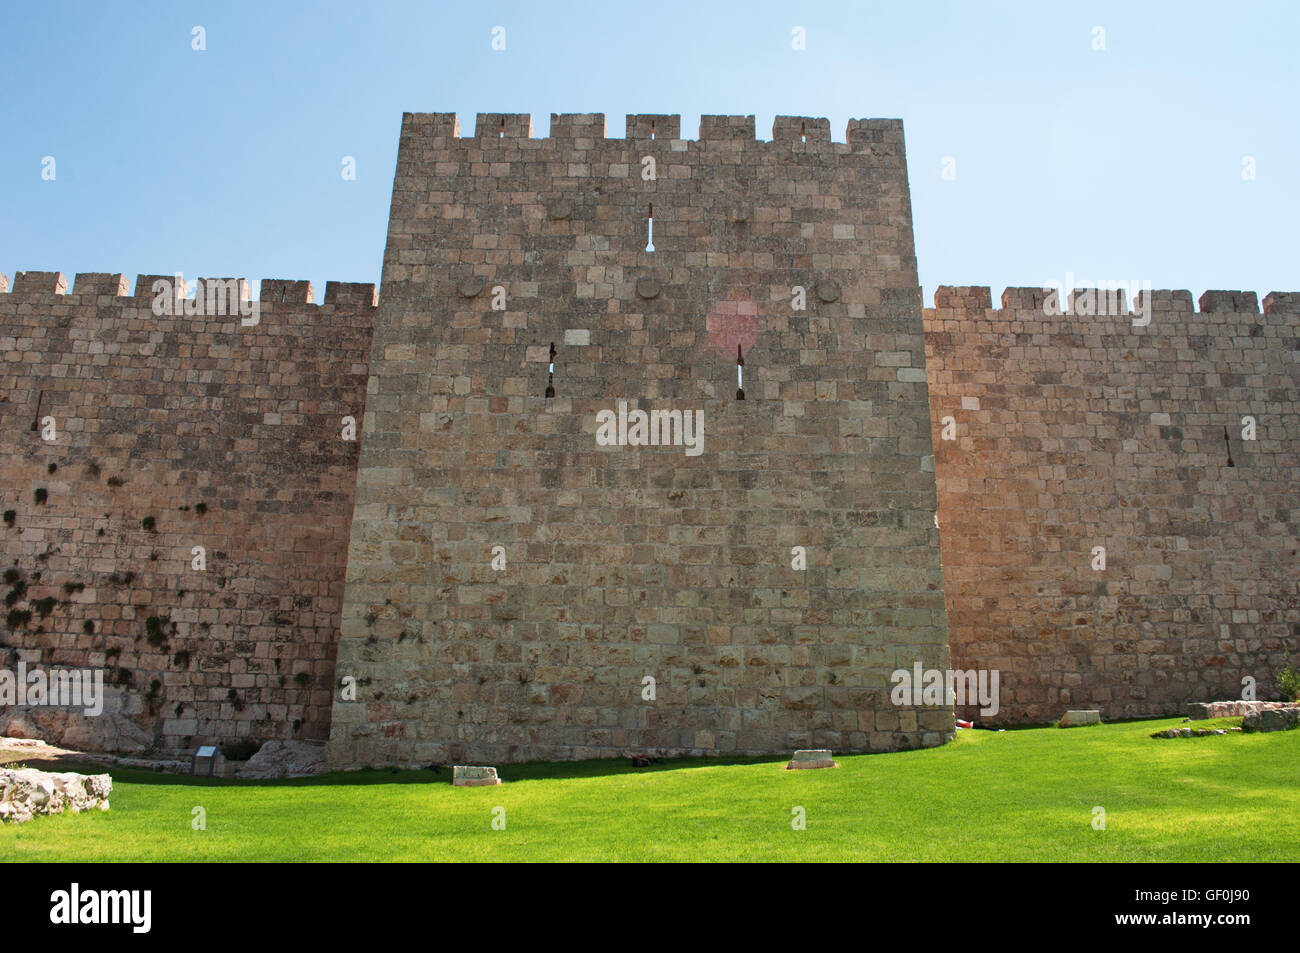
[4,716,1298,862]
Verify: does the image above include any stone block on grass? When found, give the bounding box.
[1059,710,1101,727]
[785,749,837,769]
[452,765,501,786]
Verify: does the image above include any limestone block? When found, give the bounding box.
[785,749,837,769]
[452,765,501,786]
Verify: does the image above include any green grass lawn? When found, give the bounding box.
[4,716,1298,861]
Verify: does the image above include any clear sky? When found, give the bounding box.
[2,0,1295,305]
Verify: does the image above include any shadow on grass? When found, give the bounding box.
[13,716,1215,790]
[27,752,796,789]
[955,712,1225,731]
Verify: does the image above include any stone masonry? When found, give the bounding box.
[2,112,1296,763]
[325,112,951,767]
[0,273,376,752]
[926,286,1300,723]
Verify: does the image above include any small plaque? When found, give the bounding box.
[191,744,220,777]
[635,277,661,300]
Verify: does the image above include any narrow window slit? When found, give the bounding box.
[646,204,655,252]
[545,342,556,398]
[1224,426,1235,467]
[800,122,806,144]
[499,117,505,139]
[736,345,745,400]
[650,120,655,141]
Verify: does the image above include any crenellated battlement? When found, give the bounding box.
[0,264,377,757]
[12,271,68,295]
[929,285,1300,315]
[398,111,902,148]
[0,272,378,308]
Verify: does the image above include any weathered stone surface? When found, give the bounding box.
[1059,710,1101,728]
[1187,700,1297,720]
[0,767,112,824]
[456,275,485,297]
[4,109,1296,773]
[786,749,837,769]
[0,708,152,755]
[1243,707,1300,732]
[927,283,1300,726]
[327,112,950,769]
[237,740,326,779]
[814,279,841,303]
[452,765,501,786]
[0,270,376,757]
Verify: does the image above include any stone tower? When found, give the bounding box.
[325,112,951,767]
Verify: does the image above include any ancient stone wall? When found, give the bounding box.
[924,286,1300,723]
[0,272,376,752]
[326,112,951,767]
[6,112,1297,763]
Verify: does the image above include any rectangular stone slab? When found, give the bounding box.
[452,765,501,786]
[786,749,837,769]
[1059,710,1101,727]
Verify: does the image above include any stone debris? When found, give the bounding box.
[0,767,112,824]
[236,740,326,779]
[1186,700,1299,720]
[1158,706,1300,735]
[1243,707,1300,733]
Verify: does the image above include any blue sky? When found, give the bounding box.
[2,0,1295,304]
